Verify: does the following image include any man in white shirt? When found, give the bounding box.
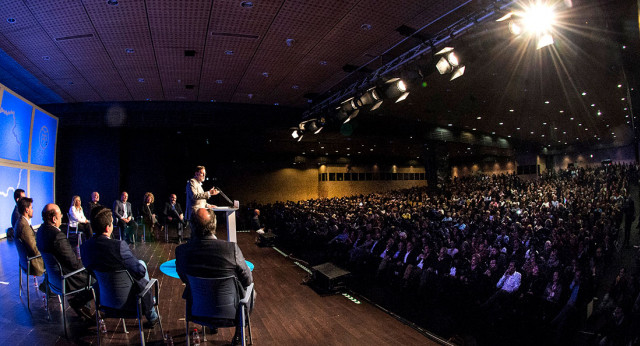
[481,261,521,311]
[185,166,219,220]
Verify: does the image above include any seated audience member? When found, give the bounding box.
[80,206,159,327]
[176,208,254,345]
[36,203,93,320]
[163,193,186,240]
[14,197,45,277]
[9,188,26,240]
[112,191,138,243]
[87,191,103,217]
[481,261,521,311]
[141,192,161,239]
[69,195,92,239]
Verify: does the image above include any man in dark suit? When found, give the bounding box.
[163,193,186,240]
[9,188,25,240]
[87,191,103,218]
[176,208,253,344]
[14,197,44,276]
[80,206,159,327]
[113,191,138,243]
[36,203,93,319]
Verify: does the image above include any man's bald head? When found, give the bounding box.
[191,207,217,238]
[42,203,62,227]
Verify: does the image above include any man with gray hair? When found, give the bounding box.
[176,208,253,345]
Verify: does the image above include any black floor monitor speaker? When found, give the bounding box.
[257,232,277,247]
[310,262,351,295]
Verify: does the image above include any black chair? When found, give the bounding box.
[91,269,164,346]
[15,238,44,311]
[185,275,254,346]
[41,252,92,337]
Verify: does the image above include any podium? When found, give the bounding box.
[212,206,239,242]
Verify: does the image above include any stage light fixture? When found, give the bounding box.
[435,47,465,80]
[306,120,321,134]
[500,2,557,50]
[356,87,383,111]
[379,78,409,103]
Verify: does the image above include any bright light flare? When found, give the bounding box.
[521,3,556,34]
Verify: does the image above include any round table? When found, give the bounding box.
[159,259,254,279]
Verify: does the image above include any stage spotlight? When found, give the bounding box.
[357,87,383,111]
[500,2,557,49]
[340,97,359,113]
[306,120,323,134]
[380,78,409,103]
[435,47,464,79]
[521,3,555,34]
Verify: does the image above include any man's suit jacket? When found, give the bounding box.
[36,223,88,291]
[175,236,253,300]
[14,216,45,276]
[185,178,209,220]
[11,205,20,232]
[163,202,184,224]
[80,235,148,292]
[113,200,133,222]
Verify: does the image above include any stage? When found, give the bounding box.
[0,230,440,345]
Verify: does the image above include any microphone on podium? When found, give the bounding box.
[210,186,234,206]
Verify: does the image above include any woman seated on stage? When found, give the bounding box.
[142,192,162,240]
[69,195,92,238]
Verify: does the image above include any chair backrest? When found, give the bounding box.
[93,270,137,311]
[41,252,65,295]
[186,275,240,320]
[15,238,30,272]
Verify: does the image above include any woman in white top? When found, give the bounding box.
[69,195,92,238]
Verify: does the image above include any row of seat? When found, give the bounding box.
[15,238,253,345]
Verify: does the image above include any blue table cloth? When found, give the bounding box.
[159,259,254,278]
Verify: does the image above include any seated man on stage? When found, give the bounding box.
[175,208,254,345]
[80,206,159,328]
[36,203,94,320]
[9,188,25,240]
[163,193,186,241]
[87,191,103,218]
[14,197,45,278]
[112,191,138,243]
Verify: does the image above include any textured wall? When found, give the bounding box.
[451,160,516,178]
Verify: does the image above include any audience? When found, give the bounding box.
[252,164,639,344]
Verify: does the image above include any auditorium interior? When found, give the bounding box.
[1,0,640,345]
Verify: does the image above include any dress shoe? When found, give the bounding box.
[143,318,159,329]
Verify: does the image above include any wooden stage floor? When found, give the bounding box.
[0,231,442,345]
